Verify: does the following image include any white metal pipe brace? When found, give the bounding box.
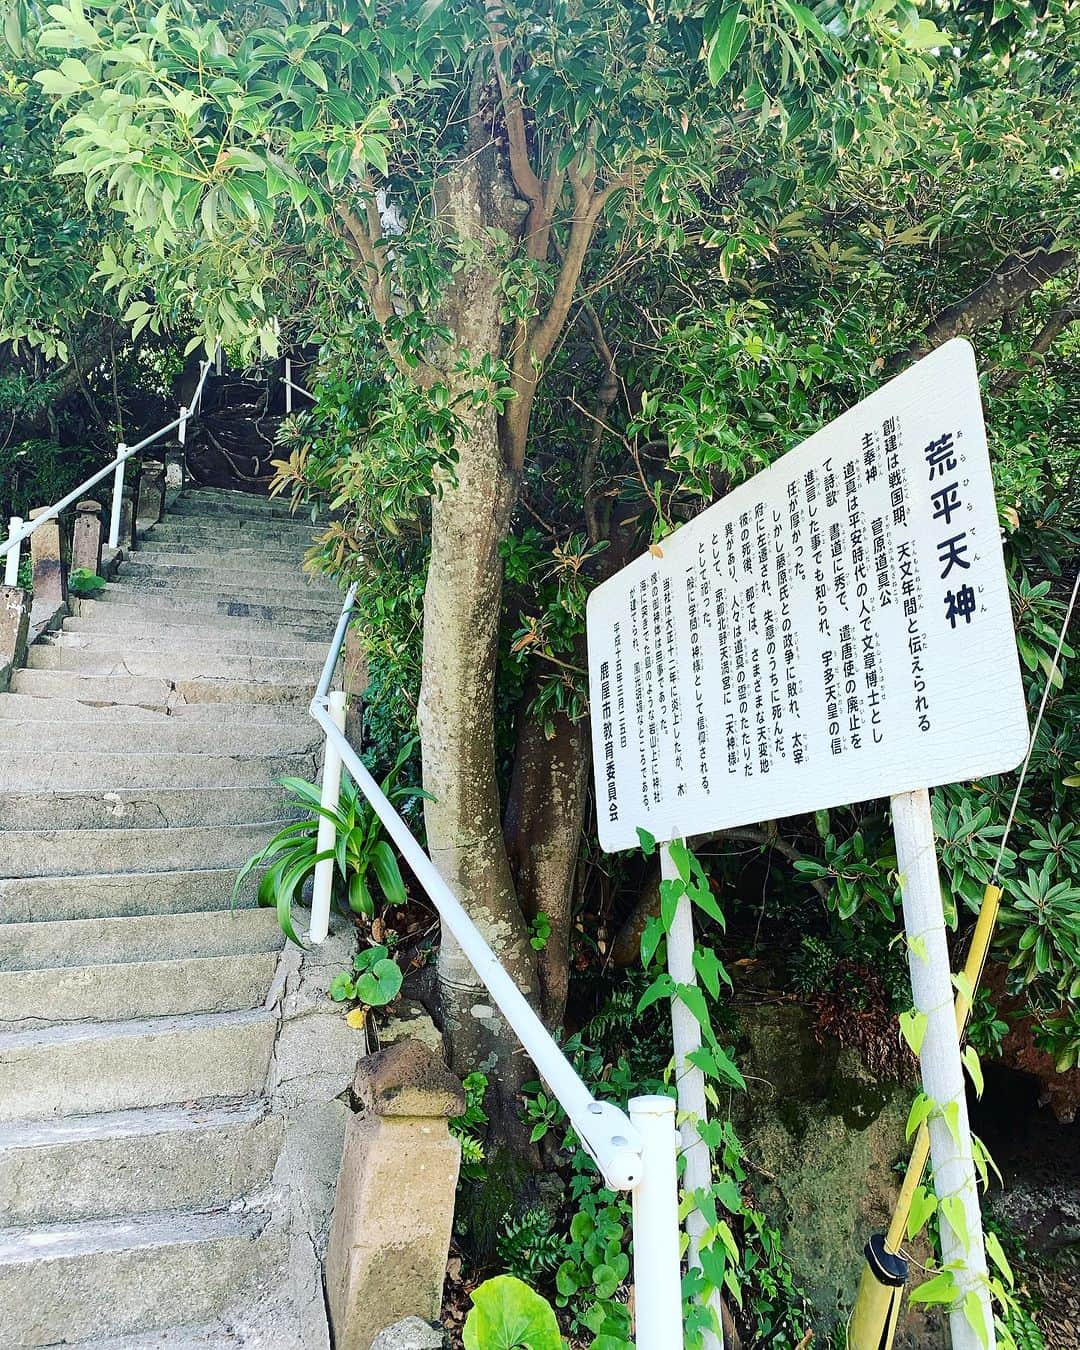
[309,690,645,1192]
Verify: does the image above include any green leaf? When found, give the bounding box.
[328,972,355,1001]
[909,1270,959,1305]
[906,1185,938,1240]
[299,59,328,91]
[962,1045,984,1099]
[667,839,691,883]
[637,827,657,856]
[706,7,747,85]
[659,877,683,932]
[899,1009,928,1057]
[940,1194,970,1254]
[906,1091,933,1141]
[353,956,402,1007]
[962,1289,990,1348]
[902,18,953,50]
[984,1230,1014,1287]
[369,839,407,907]
[463,1275,562,1350]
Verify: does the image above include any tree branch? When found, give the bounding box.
[888,242,1076,372]
[992,300,1080,390]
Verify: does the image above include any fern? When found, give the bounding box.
[496,1207,564,1283]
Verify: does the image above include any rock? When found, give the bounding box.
[732,1002,946,1347]
[370,1316,446,1349]
[377,998,445,1059]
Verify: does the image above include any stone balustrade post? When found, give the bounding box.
[71,499,104,576]
[138,460,167,525]
[325,1039,464,1350]
[0,584,30,691]
[27,507,68,631]
[117,477,138,552]
[164,447,186,494]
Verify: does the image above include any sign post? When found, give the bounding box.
[661,839,724,1349]
[586,340,1028,1346]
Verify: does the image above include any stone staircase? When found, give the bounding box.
[0,487,356,1348]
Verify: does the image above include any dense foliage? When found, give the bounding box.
[5,0,1078,1341]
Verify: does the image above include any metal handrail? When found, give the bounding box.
[283,357,316,415]
[306,586,686,1347]
[1,352,216,583]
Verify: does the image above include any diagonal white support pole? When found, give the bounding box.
[310,689,347,944]
[892,788,994,1350]
[662,840,723,1350]
[4,517,23,586]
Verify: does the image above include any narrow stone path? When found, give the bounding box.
[0,487,347,1348]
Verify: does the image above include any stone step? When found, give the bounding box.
[67,602,330,642]
[88,592,340,629]
[10,668,314,707]
[0,750,315,790]
[52,628,327,658]
[0,1098,281,1226]
[120,558,332,590]
[0,820,287,877]
[0,1205,276,1345]
[0,784,300,829]
[106,575,341,610]
[1,718,320,757]
[26,644,323,683]
[136,541,322,568]
[151,518,319,545]
[173,488,314,520]
[0,868,259,924]
[0,908,283,970]
[0,950,279,1029]
[0,691,315,727]
[0,1008,277,1120]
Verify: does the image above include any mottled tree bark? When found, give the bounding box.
[504,681,592,1027]
[416,152,539,1160]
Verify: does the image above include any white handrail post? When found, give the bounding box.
[178,405,189,445]
[4,517,23,586]
[661,839,724,1348]
[311,689,348,943]
[629,1095,684,1350]
[107,448,126,550]
[285,357,293,415]
[892,788,994,1349]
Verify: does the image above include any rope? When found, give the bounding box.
[992,565,1080,883]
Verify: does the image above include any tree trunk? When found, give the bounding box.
[416,154,539,1188]
[504,681,592,1027]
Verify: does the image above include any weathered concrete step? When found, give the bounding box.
[90,592,339,629]
[0,1007,277,1119]
[0,691,315,727]
[120,558,332,590]
[0,1205,275,1345]
[0,750,314,791]
[1,718,319,757]
[0,907,283,971]
[11,668,314,707]
[52,627,327,658]
[26,644,323,682]
[108,576,340,610]
[0,820,288,877]
[173,488,314,520]
[68,600,330,641]
[0,784,298,829]
[0,1098,281,1226]
[151,518,318,544]
[0,951,279,1028]
[0,868,258,924]
[136,540,320,567]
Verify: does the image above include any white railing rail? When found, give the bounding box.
[1,351,217,581]
[283,356,317,416]
[307,585,686,1348]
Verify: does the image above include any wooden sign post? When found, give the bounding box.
[586,340,1028,1348]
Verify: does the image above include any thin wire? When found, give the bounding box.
[993,566,1080,882]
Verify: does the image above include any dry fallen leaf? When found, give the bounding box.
[345,1007,368,1030]
[648,543,664,558]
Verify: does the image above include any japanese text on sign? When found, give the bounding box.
[587,340,1029,852]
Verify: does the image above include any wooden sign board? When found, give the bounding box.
[587,339,1029,853]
